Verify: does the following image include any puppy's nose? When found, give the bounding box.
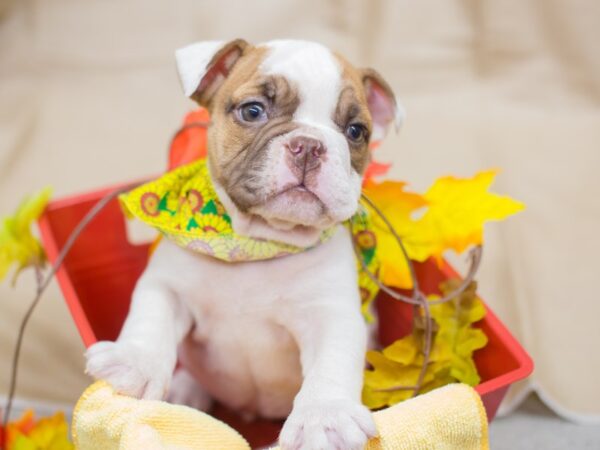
[288,136,326,173]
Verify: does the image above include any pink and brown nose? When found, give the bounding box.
[287,136,327,173]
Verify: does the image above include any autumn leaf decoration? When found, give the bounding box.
[360,169,524,409]
[362,280,488,409]
[0,410,73,450]
[0,187,52,285]
[363,170,525,289]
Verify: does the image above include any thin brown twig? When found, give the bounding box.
[413,292,432,393]
[373,385,418,393]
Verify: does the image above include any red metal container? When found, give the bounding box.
[38,184,533,448]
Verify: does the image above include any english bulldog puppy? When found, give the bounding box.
[86,39,402,450]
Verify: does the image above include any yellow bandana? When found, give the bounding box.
[119,159,380,318]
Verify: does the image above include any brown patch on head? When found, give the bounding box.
[333,53,373,174]
[191,39,250,105]
[206,47,302,211]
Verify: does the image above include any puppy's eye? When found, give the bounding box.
[345,123,367,142]
[239,102,267,122]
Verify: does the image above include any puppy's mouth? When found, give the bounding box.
[249,181,331,231]
[273,183,323,204]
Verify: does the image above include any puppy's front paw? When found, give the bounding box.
[85,341,171,400]
[279,399,377,450]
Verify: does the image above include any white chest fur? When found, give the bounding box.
[130,225,363,418]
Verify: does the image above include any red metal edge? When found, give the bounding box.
[37,180,151,348]
[41,177,154,211]
[439,261,534,396]
[38,211,97,348]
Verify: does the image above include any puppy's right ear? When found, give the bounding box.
[175,39,249,105]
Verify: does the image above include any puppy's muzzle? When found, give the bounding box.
[286,136,327,178]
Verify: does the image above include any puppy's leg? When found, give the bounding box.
[86,276,193,400]
[167,369,213,412]
[279,306,376,450]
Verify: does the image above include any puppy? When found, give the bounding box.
[86,39,402,450]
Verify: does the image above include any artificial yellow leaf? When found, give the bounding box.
[364,351,421,389]
[0,187,52,284]
[12,435,38,450]
[428,335,453,362]
[386,386,417,405]
[381,334,419,365]
[430,279,485,324]
[362,171,524,288]
[415,170,525,261]
[429,281,487,386]
[5,411,72,450]
[27,413,71,449]
[363,180,427,215]
[361,385,394,410]
[449,354,481,387]
[362,280,488,410]
[2,410,35,449]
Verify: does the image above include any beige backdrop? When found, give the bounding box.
[1,0,599,422]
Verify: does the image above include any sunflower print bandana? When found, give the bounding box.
[119,159,381,319]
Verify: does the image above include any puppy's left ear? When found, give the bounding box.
[361,68,405,141]
[175,39,250,105]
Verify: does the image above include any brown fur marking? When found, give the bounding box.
[205,46,302,211]
[333,53,373,174]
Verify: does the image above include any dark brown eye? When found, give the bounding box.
[239,102,267,122]
[346,123,367,142]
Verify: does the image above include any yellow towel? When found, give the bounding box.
[364,384,489,450]
[72,381,488,450]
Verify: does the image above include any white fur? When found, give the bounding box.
[86,230,375,448]
[87,40,377,450]
[175,41,226,97]
[260,40,342,129]
[394,103,406,131]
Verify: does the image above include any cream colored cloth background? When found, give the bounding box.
[1,0,599,423]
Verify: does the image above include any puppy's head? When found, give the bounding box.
[176,39,402,232]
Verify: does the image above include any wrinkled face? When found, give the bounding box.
[176,40,401,230]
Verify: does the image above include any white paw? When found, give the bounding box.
[85,340,172,400]
[279,399,377,450]
[166,369,213,411]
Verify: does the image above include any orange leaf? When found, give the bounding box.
[415,170,525,260]
[2,410,36,449]
[363,160,392,185]
[363,180,426,215]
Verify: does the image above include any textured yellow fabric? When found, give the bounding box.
[364,384,489,450]
[72,381,488,449]
[119,158,381,317]
[72,381,251,450]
